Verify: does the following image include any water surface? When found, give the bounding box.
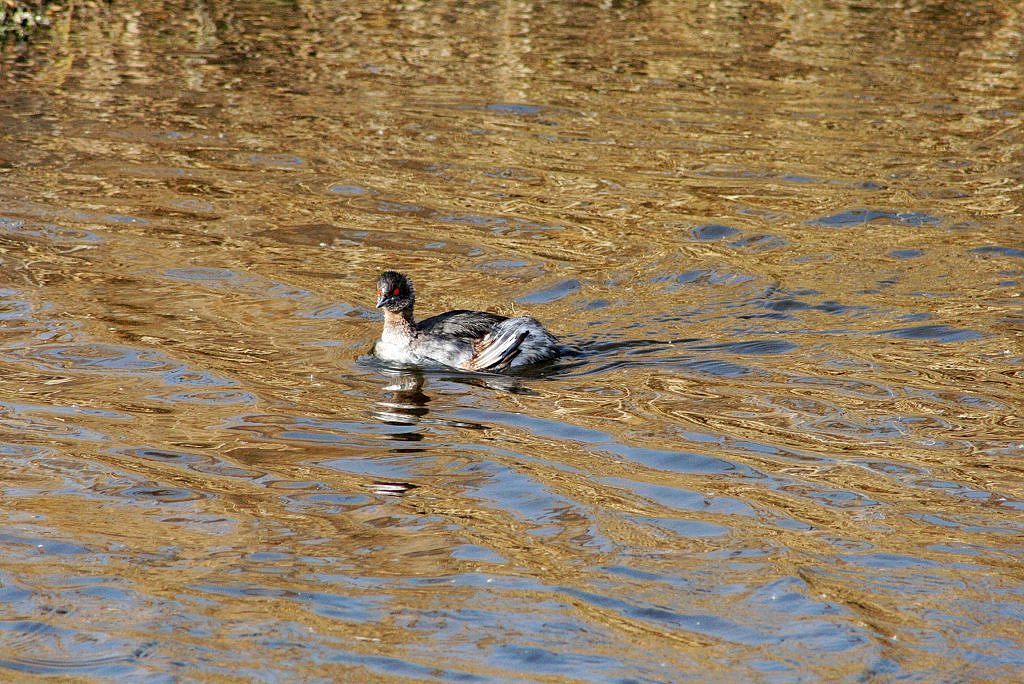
[1,1,1023,680]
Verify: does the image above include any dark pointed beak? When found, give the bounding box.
[376,293,387,309]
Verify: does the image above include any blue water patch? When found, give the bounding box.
[436,213,560,235]
[610,444,760,477]
[327,184,369,195]
[0,297,35,321]
[731,234,788,251]
[0,532,89,556]
[971,246,1024,258]
[839,552,938,570]
[28,343,176,373]
[559,587,775,646]
[321,455,421,480]
[376,200,425,214]
[169,199,215,213]
[515,279,580,304]
[102,214,148,224]
[451,544,506,564]
[815,300,870,315]
[298,301,358,319]
[476,259,531,271]
[881,325,982,342]
[117,446,208,466]
[0,443,52,457]
[116,485,208,503]
[890,249,924,259]
[486,102,543,115]
[3,401,130,421]
[281,490,373,514]
[691,223,741,240]
[163,267,312,301]
[0,406,110,442]
[683,358,756,377]
[808,209,941,228]
[322,650,487,682]
[692,339,798,355]
[652,269,708,285]
[115,446,264,483]
[760,298,811,312]
[456,408,608,445]
[162,368,236,387]
[150,389,256,405]
[0,219,104,244]
[247,153,304,167]
[604,477,755,517]
[635,515,732,538]
[653,269,756,288]
[224,413,426,447]
[164,266,238,282]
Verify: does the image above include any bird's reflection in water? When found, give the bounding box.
[366,367,518,499]
[370,366,531,433]
[372,368,431,426]
[365,370,431,497]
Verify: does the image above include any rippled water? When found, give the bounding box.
[1,1,1022,680]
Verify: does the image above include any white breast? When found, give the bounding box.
[374,328,418,363]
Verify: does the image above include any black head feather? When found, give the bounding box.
[376,271,415,312]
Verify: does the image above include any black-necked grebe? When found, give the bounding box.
[372,270,560,371]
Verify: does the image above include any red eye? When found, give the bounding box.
[392,287,400,296]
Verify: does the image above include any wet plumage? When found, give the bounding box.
[372,271,560,371]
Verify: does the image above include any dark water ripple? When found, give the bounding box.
[807,209,942,228]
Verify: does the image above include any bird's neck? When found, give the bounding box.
[383,308,415,337]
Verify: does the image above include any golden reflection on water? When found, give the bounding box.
[1,0,1022,679]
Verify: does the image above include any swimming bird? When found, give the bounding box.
[372,270,560,371]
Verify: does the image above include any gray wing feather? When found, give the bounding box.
[465,316,560,371]
[416,310,507,339]
[468,328,530,371]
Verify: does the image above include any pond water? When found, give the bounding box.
[1,1,1022,680]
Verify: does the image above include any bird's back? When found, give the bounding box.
[415,310,507,341]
